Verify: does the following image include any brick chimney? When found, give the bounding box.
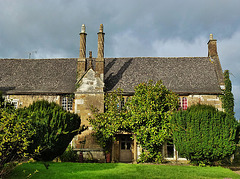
[208,34,218,57]
[78,24,87,78]
[96,24,105,81]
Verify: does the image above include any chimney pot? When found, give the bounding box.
[99,24,103,33]
[208,34,218,57]
[81,24,86,33]
[89,51,92,58]
[210,34,213,40]
[89,51,93,68]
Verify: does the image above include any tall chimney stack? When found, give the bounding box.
[208,34,218,57]
[78,24,87,78]
[207,34,224,87]
[96,24,105,80]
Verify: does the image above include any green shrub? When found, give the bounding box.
[171,104,237,165]
[138,151,163,163]
[127,81,178,162]
[59,145,78,162]
[17,100,81,161]
[0,109,34,177]
[221,70,234,117]
[89,81,178,163]
[0,93,34,177]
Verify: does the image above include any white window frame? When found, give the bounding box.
[164,141,187,161]
[62,97,73,111]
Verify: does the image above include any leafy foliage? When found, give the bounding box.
[17,100,81,161]
[221,70,234,117]
[89,89,128,153]
[127,81,178,162]
[171,104,237,165]
[0,91,14,110]
[0,94,34,177]
[89,81,178,162]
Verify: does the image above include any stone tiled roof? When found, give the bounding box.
[0,57,222,95]
[0,58,77,94]
[104,57,222,94]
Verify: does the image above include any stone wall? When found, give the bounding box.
[186,94,223,111]
[6,94,61,108]
[73,67,105,153]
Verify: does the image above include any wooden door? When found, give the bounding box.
[119,135,132,162]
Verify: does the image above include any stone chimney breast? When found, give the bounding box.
[96,24,105,81]
[78,24,88,78]
[208,34,218,57]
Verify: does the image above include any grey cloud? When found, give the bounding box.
[0,0,240,118]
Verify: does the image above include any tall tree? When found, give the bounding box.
[89,81,179,163]
[89,89,127,154]
[127,81,178,162]
[221,70,234,117]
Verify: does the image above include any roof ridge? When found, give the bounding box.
[0,58,78,60]
[104,56,208,59]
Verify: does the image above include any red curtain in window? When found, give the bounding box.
[182,97,187,110]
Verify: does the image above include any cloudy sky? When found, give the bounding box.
[0,0,240,119]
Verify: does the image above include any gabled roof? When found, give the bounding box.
[104,57,222,94]
[0,58,77,94]
[0,57,222,95]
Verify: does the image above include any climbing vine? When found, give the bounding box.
[89,81,179,163]
[171,104,237,165]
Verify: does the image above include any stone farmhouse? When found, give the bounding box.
[0,24,224,163]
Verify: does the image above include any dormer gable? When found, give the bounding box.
[76,68,104,93]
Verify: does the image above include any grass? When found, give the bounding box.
[7,162,240,179]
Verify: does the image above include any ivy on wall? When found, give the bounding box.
[89,81,179,163]
[171,104,237,165]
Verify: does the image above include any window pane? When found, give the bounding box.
[182,97,188,110]
[126,142,131,150]
[62,97,67,110]
[167,144,174,158]
[121,142,125,150]
[67,98,73,111]
[12,101,18,109]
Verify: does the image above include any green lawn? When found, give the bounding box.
[7,162,240,179]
